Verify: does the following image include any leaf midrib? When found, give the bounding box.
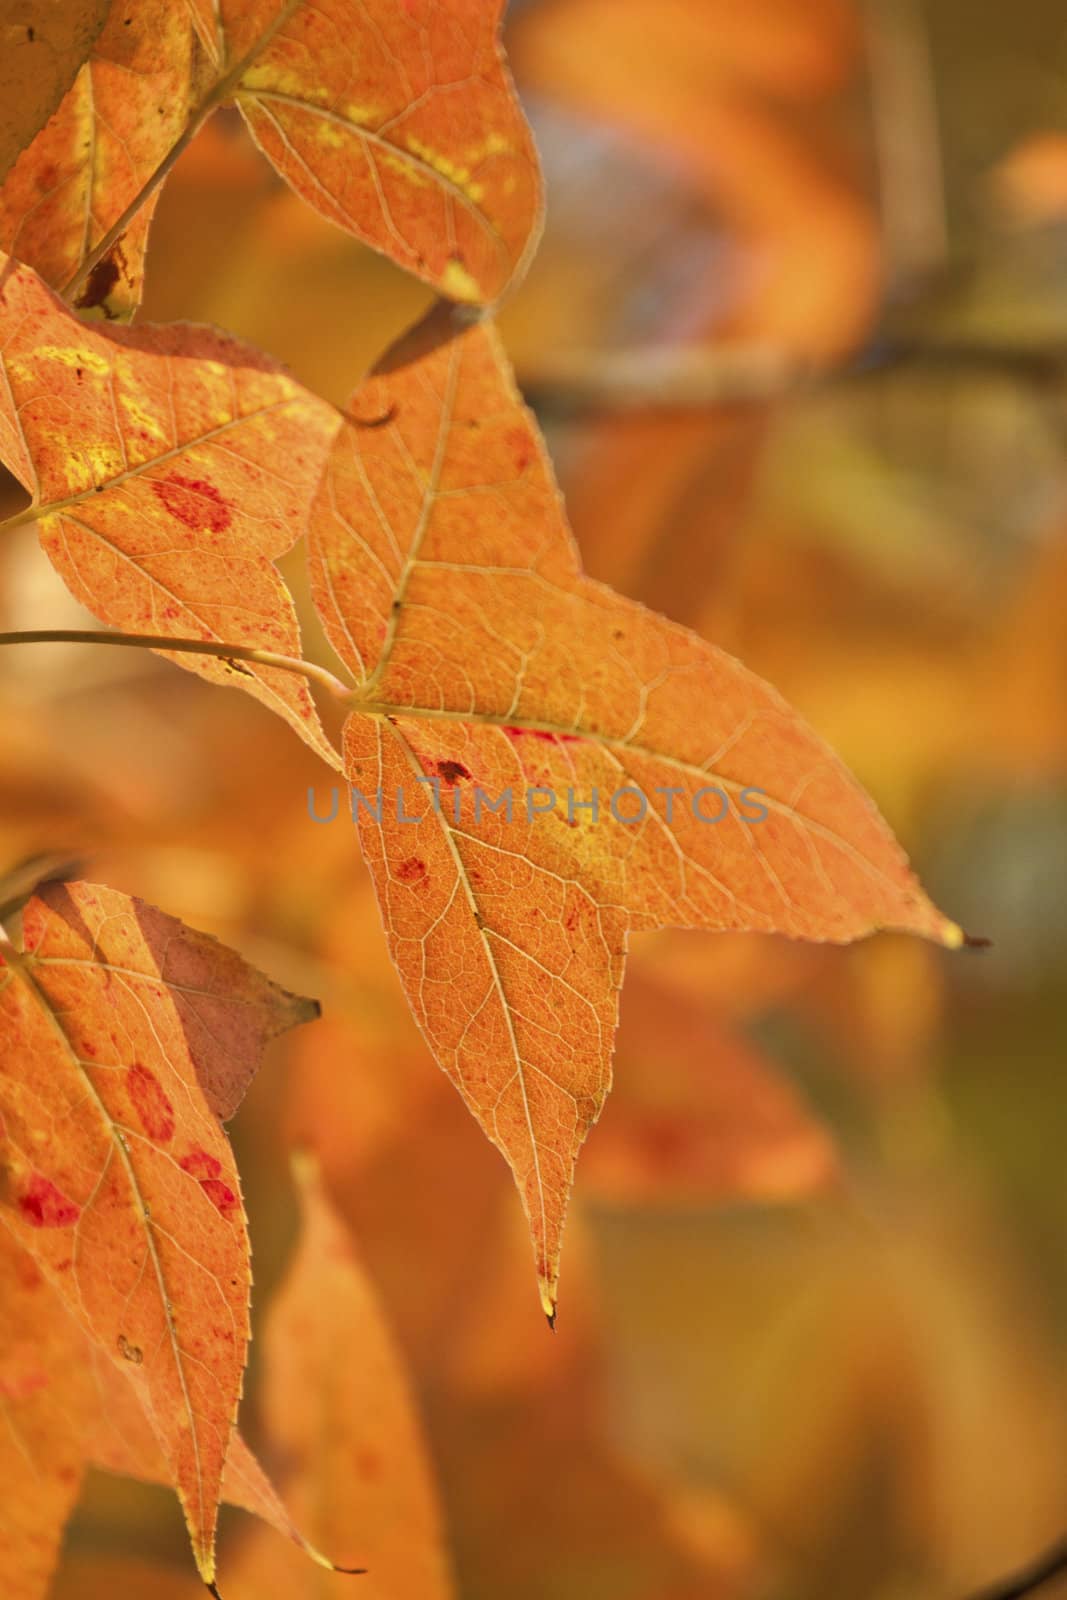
[6,942,216,1568]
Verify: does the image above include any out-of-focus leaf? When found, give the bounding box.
[223,1157,455,1598]
[992,132,1067,224]
[0,1236,88,1600]
[582,970,838,1207]
[512,0,877,355]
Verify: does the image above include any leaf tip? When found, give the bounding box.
[307,1546,367,1576]
[298,993,323,1024]
[941,919,991,952]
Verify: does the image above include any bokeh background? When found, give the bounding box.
[2,1,1066,1596]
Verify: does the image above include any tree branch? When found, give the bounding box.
[518,338,1067,415]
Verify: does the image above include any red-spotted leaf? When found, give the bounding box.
[0,880,319,1583]
[0,253,340,765]
[307,306,964,1317]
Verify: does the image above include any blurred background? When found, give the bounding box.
[2,0,1066,1595]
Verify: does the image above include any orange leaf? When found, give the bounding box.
[0,0,542,311]
[0,1236,89,1600]
[0,1222,323,1598]
[512,0,877,355]
[0,1,110,185]
[0,2,194,319]
[308,307,963,1317]
[0,880,319,1582]
[991,132,1067,225]
[582,970,838,1207]
[223,1156,455,1598]
[0,253,340,765]
[232,0,543,304]
[84,1336,341,1572]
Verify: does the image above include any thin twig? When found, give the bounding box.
[0,629,352,700]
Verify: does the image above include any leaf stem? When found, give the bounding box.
[0,629,352,700]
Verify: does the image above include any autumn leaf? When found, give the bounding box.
[991,132,1067,226]
[512,0,876,356]
[84,1325,347,1573]
[0,880,319,1583]
[0,1221,342,1598]
[0,253,340,765]
[231,0,543,305]
[0,1,195,319]
[581,969,838,1207]
[222,1157,454,1598]
[0,1234,89,1600]
[0,0,110,184]
[0,1228,351,1597]
[0,0,542,313]
[307,306,964,1318]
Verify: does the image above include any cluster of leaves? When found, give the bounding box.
[0,1,973,1594]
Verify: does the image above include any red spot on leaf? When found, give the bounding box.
[506,426,533,471]
[200,1177,239,1216]
[354,1447,384,1481]
[17,1174,81,1229]
[636,1121,690,1166]
[503,726,580,744]
[128,1064,175,1143]
[397,856,427,883]
[151,475,233,533]
[179,1148,223,1180]
[0,1370,48,1401]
